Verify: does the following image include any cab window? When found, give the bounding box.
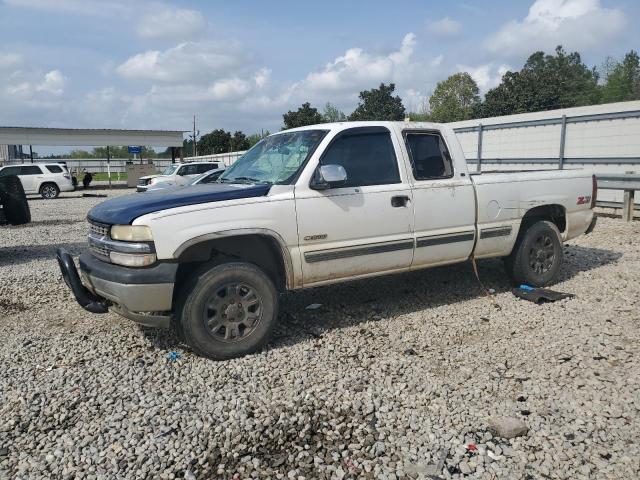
[404,132,454,180]
[320,127,400,187]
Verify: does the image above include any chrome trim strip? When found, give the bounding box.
[88,232,152,254]
[304,239,414,263]
[416,231,475,248]
[479,226,512,239]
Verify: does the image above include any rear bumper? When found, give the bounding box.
[60,183,75,192]
[136,185,148,192]
[57,249,177,328]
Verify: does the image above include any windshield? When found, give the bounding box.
[162,164,179,175]
[219,130,328,185]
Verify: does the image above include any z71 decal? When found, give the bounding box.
[577,195,592,205]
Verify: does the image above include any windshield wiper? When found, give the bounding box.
[222,176,271,185]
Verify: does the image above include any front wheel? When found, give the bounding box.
[504,220,563,287]
[179,262,278,360]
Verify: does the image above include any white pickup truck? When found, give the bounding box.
[57,122,597,359]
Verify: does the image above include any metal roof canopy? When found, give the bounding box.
[0,126,185,147]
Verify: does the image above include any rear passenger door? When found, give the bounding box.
[404,130,476,267]
[19,165,43,193]
[295,126,414,285]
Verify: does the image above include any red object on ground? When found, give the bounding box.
[466,443,478,453]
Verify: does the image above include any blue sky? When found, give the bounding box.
[1,0,638,146]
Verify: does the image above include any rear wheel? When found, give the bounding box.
[505,220,563,287]
[179,262,278,360]
[0,175,31,225]
[40,183,59,199]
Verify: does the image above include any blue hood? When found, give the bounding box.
[88,183,271,225]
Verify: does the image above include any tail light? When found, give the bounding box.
[591,175,597,209]
[63,173,71,179]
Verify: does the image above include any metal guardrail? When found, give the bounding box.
[595,174,639,222]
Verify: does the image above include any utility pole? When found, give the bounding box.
[193,115,197,157]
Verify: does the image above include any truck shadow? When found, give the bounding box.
[142,244,621,354]
[269,244,622,349]
[0,242,86,267]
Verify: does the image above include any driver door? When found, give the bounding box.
[295,127,414,286]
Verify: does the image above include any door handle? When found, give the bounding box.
[391,195,410,207]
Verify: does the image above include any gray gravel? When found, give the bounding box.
[1,189,639,479]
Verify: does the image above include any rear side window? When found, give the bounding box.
[404,132,454,180]
[20,165,42,175]
[0,166,21,177]
[178,164,197,176]
[320,128,400,187]
[45,165,63,173]
[199,163,217,173]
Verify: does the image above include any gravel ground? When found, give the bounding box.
[1,189,639,480]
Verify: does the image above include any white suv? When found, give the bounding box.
[137,162,221,192]
[0,163,75,199]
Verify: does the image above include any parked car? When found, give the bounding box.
[144,168,226,192]
[136,162,222,192]
[0,163,74,199]
[0,175,31,225]
[57,121,597,360]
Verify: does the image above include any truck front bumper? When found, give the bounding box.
[56,248,177,328]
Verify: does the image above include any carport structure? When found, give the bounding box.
[0,126,185,162]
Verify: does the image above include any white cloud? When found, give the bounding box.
[486,0,626,57]
[5,68,66,97]
[456,63,510,90]
[302,33,417,93]
[428,17,462,36]
[430,54,444,68]
[36,70,66,95]
[0,53,23,70]
[253,68,271,88]
[116,41,248,83]
[137,8,206,40]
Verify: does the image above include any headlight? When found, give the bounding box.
[109,251,157,267]
[110,225,153,241]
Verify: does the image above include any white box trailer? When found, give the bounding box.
[447,100,640,213]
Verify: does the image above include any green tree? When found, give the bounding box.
[601,50,640,103]
[230,131,250,151]
[198,129,232,155]
[92,146,156,158]
[479,46,601,117]
[283,102,324,129]
[428,72,481,123]
[323,102,347,122]
[67,149,93,158]
[182,139,196,157]
[348,83,406,121]
[247,131,270,148]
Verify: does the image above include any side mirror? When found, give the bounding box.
[310,164,348,190]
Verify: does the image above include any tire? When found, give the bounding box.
[40,183,60,199]
[0,175,31,225]
[505,220,563,287]
[178,262,279,360]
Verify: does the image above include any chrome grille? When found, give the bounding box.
[90,243,110,258]
[89,221,109,238]
[88,221,110,259]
